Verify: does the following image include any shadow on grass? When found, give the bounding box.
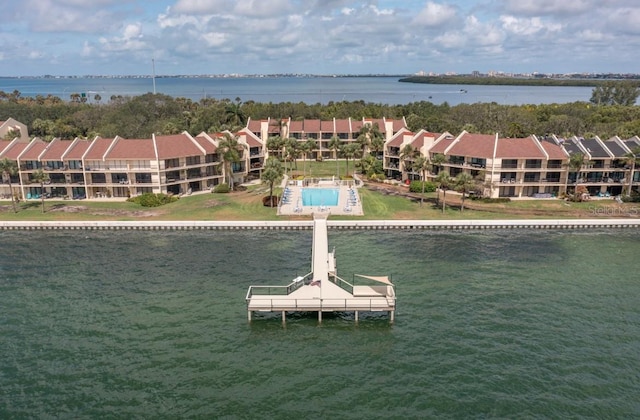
[20,202,41,210]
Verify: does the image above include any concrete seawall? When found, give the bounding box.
[1,219,639,230]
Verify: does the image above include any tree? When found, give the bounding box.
[413,154,431,207]
[567,152,586,197]
[356,123,384,157]
[218,132,246,191]
[400,144,416,177]
[455,172,475,211]
[328,135,341,177]
[431,153,446,175]
[341,143,361,177]
[300,139,316,177]
[30,169,49,213]
[435,171,452,213]
[0,158,19,213]
[261,157,284,207]
[266,135,283,159]
[590,81,640,106]
[225,98,246,129]
[623,146,640,196]
[283,137,299,175]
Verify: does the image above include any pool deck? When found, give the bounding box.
[277,180,364,216]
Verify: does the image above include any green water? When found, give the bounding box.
[1,229,639,418]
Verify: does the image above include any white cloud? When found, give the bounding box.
[413,2,457,27]
[500,15,562,36]
[501,0,596,16]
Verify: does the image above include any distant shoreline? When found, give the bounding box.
[399,75,640,87]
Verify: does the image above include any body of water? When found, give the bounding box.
[1,228,639,418]
[0,76,596,106]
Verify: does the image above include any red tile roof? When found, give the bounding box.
[334,118,350,133]
[447,133,496,157]
[496,136,545,159]
[64,139,92,160]
[392,119,407,132]
[411,132,437,149]
[155,133,202,159]
[430,136,456,154]
[247,119,263,132]
[193,135,217,154]
[41,139,73,160]
[243,134,262,148]
[20,141,47,160]
[320,120,334,132]
[84,137,116,160]
[289,120,303,132]
[0,141,29,160]
[0,140,12,155]
[387,132,410,147]
[303,119,321,132]
[539,139,568,160]
[106,138,156,160]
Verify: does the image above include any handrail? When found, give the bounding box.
[247,297,395,311]
[246,272,313,300]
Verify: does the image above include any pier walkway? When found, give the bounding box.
[245,213,396,323]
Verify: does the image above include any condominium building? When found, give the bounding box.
[1,127,264,200]
[1,116,638,201]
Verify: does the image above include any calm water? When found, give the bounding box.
[1,229,639,418]
[0,76,597,106]
[301,188,339,206]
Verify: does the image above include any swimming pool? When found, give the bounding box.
[301,188,339,206]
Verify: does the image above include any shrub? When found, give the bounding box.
[409,181,436,193]
[127,193,178,207]
[213,183,230,193]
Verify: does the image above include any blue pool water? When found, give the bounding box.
[301,188,339,206]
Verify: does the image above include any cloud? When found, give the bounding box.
[501,0,596,16]
[500,15,562,36]
[172,0,292,17]
[413,2,457,27]
[98,23,148,53]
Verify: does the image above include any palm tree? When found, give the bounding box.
[328,135,341,177]
[266,135,283,159]
[455,172,475,212]
[431,153,446,175]
[400,144,415,178]
[413,154,431,207]
[218,132,247,191]
[623,146,640,196]
[283,137,299,175]
[31,169,49,213]
[341,143,361,177]
[225,98,246,129]
[356,123,384,157]
[435,171,452,213]
[261,157,284,207]
[567,152,585,198]
[300,139,316,177]
[0,158,19,213]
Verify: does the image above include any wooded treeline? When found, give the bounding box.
[2,90,640,140]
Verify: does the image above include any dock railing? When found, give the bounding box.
[247,297,395,312]
[330,274,354,294]
[246,272,313,301]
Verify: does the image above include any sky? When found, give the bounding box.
[1,0,640,77]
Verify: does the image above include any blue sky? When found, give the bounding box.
[1,0,639,77]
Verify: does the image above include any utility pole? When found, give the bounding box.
[152,58,156,94]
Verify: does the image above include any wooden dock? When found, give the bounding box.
[245,213,396,323]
